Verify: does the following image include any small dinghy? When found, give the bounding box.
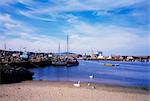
[104,63,119,67]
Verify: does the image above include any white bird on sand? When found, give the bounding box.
[89,75,94,79]
[87,83,91,86]
[73,81,81,87]
[91,86,95,89]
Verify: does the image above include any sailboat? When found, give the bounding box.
[51,43,66,66]
[51,34,79,67]
[65,34,79,67]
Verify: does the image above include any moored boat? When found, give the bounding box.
[52,57,79,67]
[66,59,79,67]
[52,61,66,66]
[51,34,79,67]
[104,63,119,67]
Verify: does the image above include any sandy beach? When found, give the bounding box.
[0,81,149,101]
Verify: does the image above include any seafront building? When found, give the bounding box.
[82,51,150,62]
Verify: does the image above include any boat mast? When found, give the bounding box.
[4,40,6,50]
[58,43,60,58]
[3,40,6,56]
[67,34,69,57]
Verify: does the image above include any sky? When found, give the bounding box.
[0,0,149,56]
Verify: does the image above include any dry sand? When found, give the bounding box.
[0,81,149,101]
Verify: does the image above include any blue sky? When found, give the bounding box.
[0,0,149,55]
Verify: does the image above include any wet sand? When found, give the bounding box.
[0,81,149,101]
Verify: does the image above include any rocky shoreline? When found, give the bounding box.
[0,60,52,84]
[0,65,34,84]
[0,60,52,68]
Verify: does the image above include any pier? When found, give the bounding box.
[0,49,52,68]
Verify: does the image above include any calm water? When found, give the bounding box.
[29,60,150,87]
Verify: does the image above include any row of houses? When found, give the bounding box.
[82,52,150,62]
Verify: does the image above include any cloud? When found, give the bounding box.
[0,0,149,55]
[0,0,35,6]
[0,13,66,52]
[0,13,33,37]
[14,0,146,22]
[2,36,66,53]
[28,0,145,13]
[18,10,56,22]
[0,0,17,6]
[1,12,149,55]
[3,0,147,29]
[63,17,150,55]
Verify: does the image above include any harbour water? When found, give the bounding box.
[29,60,150,87]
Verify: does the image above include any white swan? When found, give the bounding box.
[91,86,95,89]
[87,83,91,86]
[73,81,81,87]
[89,75,94,79]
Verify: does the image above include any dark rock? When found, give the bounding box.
[0,65,34,84]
